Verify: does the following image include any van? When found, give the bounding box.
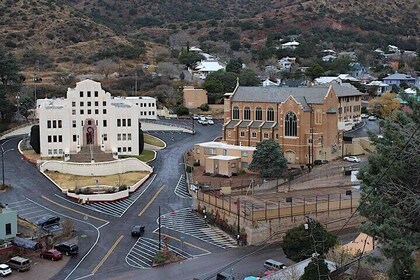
[6,257,31,272]
[264,259,286,270]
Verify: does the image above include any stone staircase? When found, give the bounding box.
[69,146,115,163]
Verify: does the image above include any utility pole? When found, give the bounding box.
[158,206,161,251]
[237,198,240,245]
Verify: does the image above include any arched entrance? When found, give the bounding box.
[284,150,296,164]
[83,119,97,146]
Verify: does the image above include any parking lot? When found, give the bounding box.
[158,208,237,249]
[174,175,191,199]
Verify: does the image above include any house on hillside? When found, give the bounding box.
[348,62,368,78]
[194,60,225,80]
[262,78,281,87]
[189,46,203,52]
[366,81,392,96]
[322,55,337,62]
[281,41,299,50]
[387,45,399,53]
[337,51,357,60]
[278,57,295,71]
[383,73,416,87]
[314,76,342,85]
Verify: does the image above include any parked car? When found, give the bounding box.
[192,114,199,120]
[6,257,31,272]
[35,215,60,227]
[361,113,368,119]
[207,119,214,125]
[264,259,287,270]
[0,264,12,277]
[54,242,79,256]
[368,115,377,121]
[40,249,62,261]
[205,115,213,120]
[314,159,328,165]
[198,117,206,124]
[201,119,209,125]
[131,225,145,237]
[343,156,361,163]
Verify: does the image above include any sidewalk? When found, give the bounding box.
[0,124,32,140]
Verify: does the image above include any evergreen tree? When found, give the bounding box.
[249,139,288,178]
[29,125,40,154]
[300,257,330,280]
[138,128,144,154]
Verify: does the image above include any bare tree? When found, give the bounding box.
[95,59,118,78]
[168,32,197,49]
[157,62,179,78]
[62,218,75,238]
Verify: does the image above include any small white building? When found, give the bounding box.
[262,78,281,87]
[322,55,337,62]
[194,60,226,79]
[36,79,157,159]
[278,57,295,71]
[281,41,300,50]
[366,81,392,96]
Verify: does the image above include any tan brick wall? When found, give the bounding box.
[183,86,208,109]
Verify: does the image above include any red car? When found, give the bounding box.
[40,249,63,261]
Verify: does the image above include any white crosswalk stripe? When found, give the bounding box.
[174,175,192,199]
[54,174,156,217]
[159,208,237,249]
[125,237,192,269]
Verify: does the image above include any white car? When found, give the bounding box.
[192,114,199,120]
[368,115,377,121]
[0,264,12,277]
[361,114,368,119]
[207,119,214,125]
[201,119,208,125]
[205,115,213,120]
[198,117,206,124]
[343,156,361,163]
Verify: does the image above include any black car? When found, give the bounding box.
[35,215,60,227]
[131,225,145,237]
[54,242,79,256]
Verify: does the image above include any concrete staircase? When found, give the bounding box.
[69,146,114,163]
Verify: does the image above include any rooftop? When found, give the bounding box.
[197,141,256,151]
[383,73,415,80]
[208,155,241,161]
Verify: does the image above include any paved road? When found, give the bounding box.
[344,119,380,138]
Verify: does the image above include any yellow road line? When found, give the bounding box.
[154,232,210,254]
[138,185,165,216]
[92,235,124,274]
[41,196,108,223]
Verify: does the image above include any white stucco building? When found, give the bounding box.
[36,79,157,159]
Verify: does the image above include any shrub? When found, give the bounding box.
[199,103,209,111]
[154,251,166,264]
[175,105,189,116]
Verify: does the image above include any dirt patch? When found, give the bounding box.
[45,171,149,190]
[21,149,41,162]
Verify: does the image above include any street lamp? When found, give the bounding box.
[1,146,15,186]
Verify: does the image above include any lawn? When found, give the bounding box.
[121,150,156,162]
[144,134,165,148]
[45,171,150,190]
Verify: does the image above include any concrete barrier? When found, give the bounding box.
[67,189,129,203]
[39,158,153,176]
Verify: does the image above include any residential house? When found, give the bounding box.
[278,57,295,71]
[183,86,208,109]
[383,73,416,87]
[262,78,281,87]
[337,51,357,60]
[222,85,341,164]
[194,60,226,79]
[188,46,203,52]
[0,206,17,240]
[374,48,385,57]
[366,81,392,96]
[281,41,300,50]
[314,76,342,85]
[387,45,399,53]
[322,55,337,62]
[322,49,336,56]
[348,62,368,78]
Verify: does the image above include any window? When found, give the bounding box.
[81,120,84,126]
[58,120,62,128]
[5,223,11,235]
[72,101,76,107]
[80,101,84,106]
[53,135,57,142]
[80,91,83,97]
[315,110,322,125]
[73,135,77,142]
[95,109,99,114]
[355,96,359,101]
[87,101,91,106]
[47,120,51,128]
[103,134,107,141]
[103,120,107,127]
[339,107,342,114]
[103,101,106,106]
[264,132,269,139]
[232,106,239,120]
[122,119,126,126]
[242,162,249,168]
[127,119,131,126]
[122,134,126,140]
[58,149,63,155]
[240,131,245,137]
[128,133,132,140]
[87,91,91,97]
[251,131,257,138]
[123,147,127,152]
[103,109,107,114]
[244,106,251,120]
[48,135,52,143]
[94,91,98,97]
[118,147,121,153]
[87,109,91,114]
[72,110,76,115]
[241,151,248,157]
[95,101,98,106]
[255,107,262,121]
[117,119,121,127]
[140,103,143,107]
[53,120,57,128]
[80,109,84,114]
[59,135,62,142]
[275,133,278,139]
[204,148,216,155]
[117,134,121,141]
[222,149,227,156]
[88,120,92,125]
[285,112,297,137]
[267,107,274,121]
[128,147,132,152]
[72,120,76,128]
